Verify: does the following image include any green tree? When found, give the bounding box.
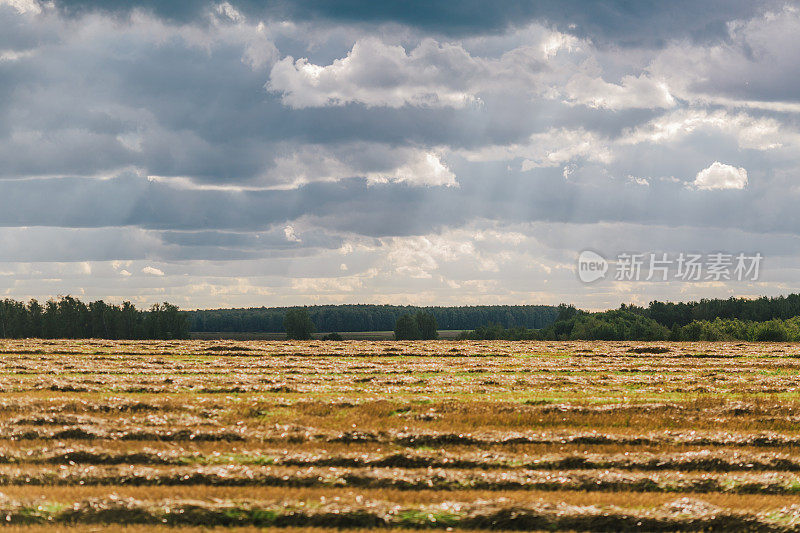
[161,302,190,339]
[90,300,110,338]
[27,300,43,338]
[394,313,421,340]
[284,308,315,340]
[43,300,58,338]
[555,303,580,322]
[414,310,438,340]
[119,301,139,339]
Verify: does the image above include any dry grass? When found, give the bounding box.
[1,486,799,512]
[0,339,799,530]
[0,525,558,533]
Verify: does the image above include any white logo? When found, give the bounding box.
[577,250,608,283]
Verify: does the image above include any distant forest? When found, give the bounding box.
[5,293,800,341]
[188,295,800,335]
[187,305,560,333]
[465,294,800,342]
[634,294,800,327]
[0,297,189,339]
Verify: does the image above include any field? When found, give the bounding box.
[1,340,800,531]
[189,331,467,341]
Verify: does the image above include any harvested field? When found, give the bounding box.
[1,340,800,531]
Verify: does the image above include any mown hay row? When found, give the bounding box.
[2,448,800,473]
[0,496,798,531]
[0,338,795,359]
[4,426,800,449]
[0,465,798,494]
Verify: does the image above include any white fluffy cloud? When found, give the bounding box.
[267,29,679,112]
[268,37,481,109]
[0,0,40,14]
[461,128,613,168]
[565,73,675,110]
[620,109,800,151]
[142,266,165,276]
[262,144,457,188]
[693,161,748,190]
[366,151,456,187]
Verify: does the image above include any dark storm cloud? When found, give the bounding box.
[0,11,567,183]
[8,1,778,195]
[49,0,778,46]
[0,173,440,233]
[533,0,779,47]
[0,226,344,262]
[0,26,661,184]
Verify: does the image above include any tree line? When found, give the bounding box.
[281,308,439,341]
[545,310,800,342]
[187,304,559,333]
[462,295,800,341]
[0,296,189,339]
[632,294,800,327]
[7,293,800,341]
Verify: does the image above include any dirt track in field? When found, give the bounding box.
[2,339,800,531]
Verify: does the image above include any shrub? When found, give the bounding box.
[560,310,669,341]
[755,320,790,342]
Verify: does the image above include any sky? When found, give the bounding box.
[1,0,800,310]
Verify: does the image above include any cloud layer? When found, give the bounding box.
[1,0,799,309]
